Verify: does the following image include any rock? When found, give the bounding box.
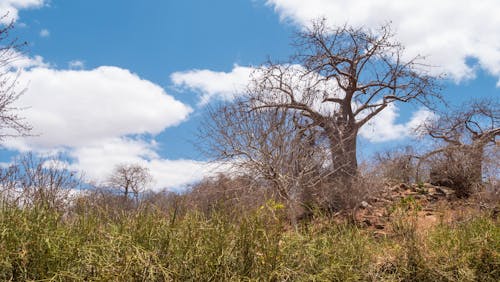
[427,187,439,195]
[423,182,435,188]
[360,201,372,209]
[437,187,455,195]
[427,195,440,202]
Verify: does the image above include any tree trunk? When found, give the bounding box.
[327,128,358,184]
[468,144,484,184]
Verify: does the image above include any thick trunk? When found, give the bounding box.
[467,145,483,184]
[327,128,358,184]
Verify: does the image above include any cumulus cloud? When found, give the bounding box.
[0,0,45,23]
[69,137,221,191]
[7,65,192,150]
[266,0,500,84]
[2,50,49,70]
[1,55,218,190]
[359,104,436,142]
[171,65,254,105]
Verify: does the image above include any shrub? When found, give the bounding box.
[374,146,417,184]
[427,148,482,197]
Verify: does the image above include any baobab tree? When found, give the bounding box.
[248,20,439,187]
[417,99,499,196]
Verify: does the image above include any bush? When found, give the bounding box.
[427,148,483,197]
[374,146,417,184]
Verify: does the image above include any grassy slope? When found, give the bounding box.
[0,200,498,282]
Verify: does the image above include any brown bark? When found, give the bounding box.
[467,144,484,184]
[328,129,358,181]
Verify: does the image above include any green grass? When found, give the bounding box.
[0,202,498,281]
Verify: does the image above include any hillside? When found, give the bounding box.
[0,181,498,281]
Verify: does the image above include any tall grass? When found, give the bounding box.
[0,200,498,281]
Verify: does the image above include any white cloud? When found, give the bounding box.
[39,28,49,37]
[0,49,49,72]
[148,159,223,191]
[7,65,192,150]
[0,0,45,23]
[171,65,254,105]
[266,0,500,84]
[170,64,335,107]
[359,104,436,142]
[68,60,84,69]
[1,57,220,190]
[69,137,224,191]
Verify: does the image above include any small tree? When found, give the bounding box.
[374,146,416,184]
[0,153,81,210]
[107,163,152,203]
[0,14,31,140]
[203,101,330,221]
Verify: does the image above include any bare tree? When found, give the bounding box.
[107,163,152,203]
[248,20,439,187]
[203,101,331,221]
[417,99,499,196]
[374,146,416,184]
[0,153,82,210]
[0,14,32,140]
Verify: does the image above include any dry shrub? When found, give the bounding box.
[184,174,269,217]
[426,148,484,198]
[141,190,186,214]
[374,146,416,184]
[71,188,134,217]
[0,153,81,211]
[316,165,385,217]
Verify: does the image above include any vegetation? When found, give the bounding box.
[0,195,498,281]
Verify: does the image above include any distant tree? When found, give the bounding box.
[107,163,152,203]
[0,14,32,140]
[248,20,439,189]
[0,153,81,210]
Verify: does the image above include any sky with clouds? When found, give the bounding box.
[0,0,498,191]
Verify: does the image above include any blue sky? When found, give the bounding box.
[1,0,498,190]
